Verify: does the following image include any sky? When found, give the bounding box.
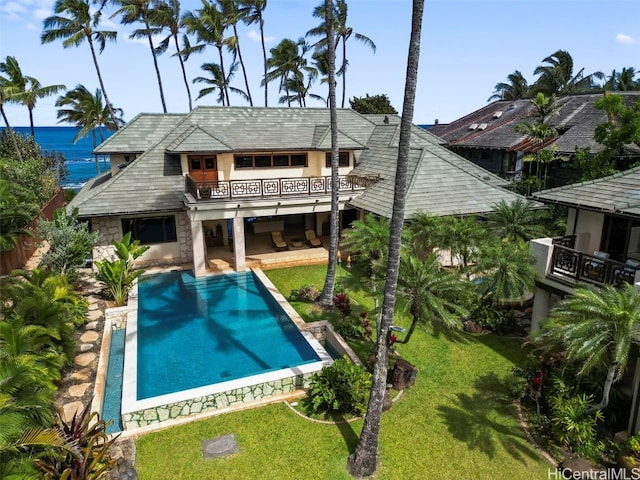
[0,0,638,127]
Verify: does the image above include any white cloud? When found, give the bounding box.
[1,1,29,21]
[615,33,635,45]
[247,29,274,43]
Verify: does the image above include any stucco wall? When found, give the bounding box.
[91,211,193,267]
[573,209,605,254]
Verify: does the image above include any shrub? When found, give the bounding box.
[334,292,352,319]
[308,356,372,416]
[290,284,319,302]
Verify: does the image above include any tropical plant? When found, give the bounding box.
[0,177,37,252]
[39,207,100,279]
[238,0,268,106]
[193,61,248,105]
[437,214,486,277]
[485,198,548,243]
[111,0,167,112]
[532,49,604,96]
[407,211,446,259]
[391,250,472,344]
[347,0,423,475]
[593,93,640,154]
[41,0,120,128]
[95,232,149,306]
[533,283,640,414]
[603,67,640,92]
[0,74,23,160]
[488,70,530,101]
[150,0,193,111]
[56,84,124,174]
[308,356,372,416]
[264,38,315,107]
[349,93,398,114]
[571,147,617,182]
[219,0,253,106]
[0,56,66,136]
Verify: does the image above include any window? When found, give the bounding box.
[234,153,308,168]
[325,152,350,168]
[122,216,177,245]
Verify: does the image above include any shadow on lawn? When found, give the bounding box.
[331,413,359,454]
[436,373,540,463]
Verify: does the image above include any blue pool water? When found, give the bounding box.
[104,329,125,433]
[136,270,320,400]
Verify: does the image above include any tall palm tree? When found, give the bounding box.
[308,0,376,107]
[317,0,338,307]
[488,70,530,101]
[182,0,232,106]
[438,214,486,276]
[533,283,640,413]
[407,211,446,259]
[484,198,547,243]
[150,0,193,111]
[55,84,124,174]
[393,250,471,344]
[193,61,248,106]
[219,0,253,106]
[532,49,604,96]
[347,0,424,475]
[264,38,310,107]
[111,0,167,113]
[41,0,120,128]
[603,67,640,92]
[0,56,66,136]
[239,0,268,106]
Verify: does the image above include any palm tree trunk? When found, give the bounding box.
[318,0,338,307]
[174,34,193,111]
[88,37,119,130]
[217,45,230,106]
[587,363,618,414]
[0,106,23,161]
[233,25,253,106]
[28,107,35,137]
[340,36,347,108]
[260,17,268,106]
[347,1,423,476]
[397,308,419,345]
[92,129,100,174]
[145,21,167,113]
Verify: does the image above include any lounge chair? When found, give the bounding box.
[305,229,322,248]
[271,231,288,251]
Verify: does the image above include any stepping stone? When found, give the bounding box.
[80,331,99,343]
[88,303,101,311]
[71,368,91,382]
[75,352,96,367]
[68,383,91,397]
[62,401,84,422]
[86,310,103,322]
[202,434,239,459]
[85,320,99,330]
[79,343,93,353]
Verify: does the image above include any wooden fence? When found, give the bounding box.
[0,189,66,275]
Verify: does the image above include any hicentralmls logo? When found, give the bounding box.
[548,467,640,480]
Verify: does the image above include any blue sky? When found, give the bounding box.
[0,0,638,127]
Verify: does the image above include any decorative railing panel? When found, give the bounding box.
[550,244,639,288]
[185,174,378,201]
[552,235,576,249]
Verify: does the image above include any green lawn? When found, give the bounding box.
[135,265,552,479]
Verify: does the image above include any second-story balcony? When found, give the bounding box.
[185,174,379,202]
[531,234,640,289]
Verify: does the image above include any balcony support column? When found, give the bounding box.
[190,218,207,278]
[232,217,246,272]
[530,286,551,332]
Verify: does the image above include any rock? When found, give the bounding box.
[80,330,99,343]
[382,388,393,411]
[68,383,91,397]
[390,358,418,389]
[62,401,84,422]
[559,455,606,479]
[75,352,96,367]
[71,368,91,382]
[85,320,99,330]
[79,343,94,353]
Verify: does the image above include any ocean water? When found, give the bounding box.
[11,126,114,190]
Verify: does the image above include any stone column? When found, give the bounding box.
[232,217,246,272]
[530,286,551,332]
[190,218,206,277]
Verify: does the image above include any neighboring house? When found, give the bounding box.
[428,92,640,184]
[68,107,527,277]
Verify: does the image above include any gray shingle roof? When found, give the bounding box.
[530,166,640,216]
[429,92,640,155]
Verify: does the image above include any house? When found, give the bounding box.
[428,92,640,185]
[68,107,527,276]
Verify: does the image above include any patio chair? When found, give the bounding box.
[305,229,323,248]
[271,231,289,251]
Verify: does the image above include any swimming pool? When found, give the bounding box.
[118,268,333,430]
[136,270,321,399]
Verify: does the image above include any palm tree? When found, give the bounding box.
[533,283,640,413]
[532,49,604,96]
[0,56,65,136]
[264,38,310,107]
[111,0,167,113]
[193,61,248,106]
[150,0,193,111]
[41,0,120,129]
[182,0,232,106]
[308,0,376,107]
[56,85,124,174]
[0,179,38,252]
[407,211,446,259]
[488,70,530,101]
[347,0,423,475]
[484,198,547,243]
[393,250,471,344]
[603,67,640,92]
[317,0,338,308]
[438,215,486,276]
[239,0,268,106]
[219,0,253,106]
[0,71,24,160]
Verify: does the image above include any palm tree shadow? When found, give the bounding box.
[330,413,359,454]
[436,372,539,463]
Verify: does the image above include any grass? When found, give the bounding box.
[134,265,552,479]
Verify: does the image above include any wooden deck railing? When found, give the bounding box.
[185,174,378,201]
[550,243,639,287]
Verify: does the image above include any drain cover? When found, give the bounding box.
[202,433,239,459]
